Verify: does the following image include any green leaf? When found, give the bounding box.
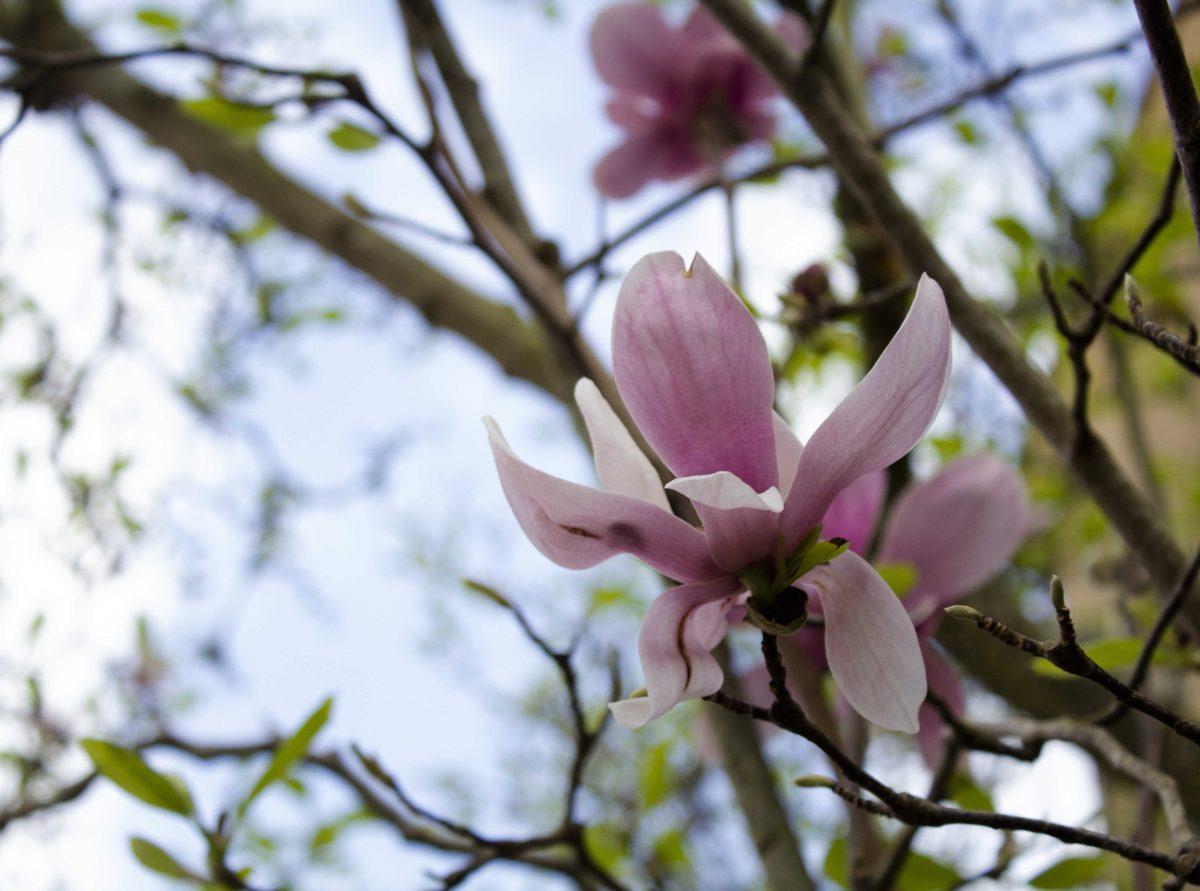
[1031,637,1142,678]
[952,119,979,145]
[640,741,670,809]
[81,740,194,816]
[876,561,918,598]
[182,98,275,138]
[1030,855,1109,888]
[129,837,197,880]
[651,827,688,869]
[823,837,848,887]
[135,8,182,33]
[947,772,993,812]
[893,853,961,890]
[583,822,626,873]
[991,215,1035,251]
[327,122,382,152]
[241,696,333,813]
[825,836,958,890]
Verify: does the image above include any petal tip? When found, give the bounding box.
[608,697,651,729]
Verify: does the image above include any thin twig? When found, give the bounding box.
[944,579,1200,748]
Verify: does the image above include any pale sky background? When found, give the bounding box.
[0,0,1150,887]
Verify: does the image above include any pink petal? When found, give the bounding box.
[916,640,965,766]
[593,128,708,199]
[773,413,803,498]
[484,417,720,582]
[803,551,926,733]
[781,275,951,547]
[610,576,744,728]
[680,6,735,48]
[575,378,670,511]
[613,252,779,491]
[589,3,682,102]
[820,469,886,555]
[880,453,1030,623]
[667,471,783,571]
[605,94,659,132]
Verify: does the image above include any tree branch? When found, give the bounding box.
[696,0,1196,633]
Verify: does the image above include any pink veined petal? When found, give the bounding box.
[821,469,886,556]
[575,378,670,512]
[484,417,721,583]
[803,551,926,733]
[880,453,1031,623]
[667,471,783,571]
[781,274,951,548]
[613,252,779,491]
[610,576,744,728]
[774,413,803,499]
[589,3,682,102]
[916,639,965,766]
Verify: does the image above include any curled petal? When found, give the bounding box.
[610,576,744,728]
[614,252,778,491]
[485,417,720,582]
[666,472,782,512]
[821,469,886,556]
[667,471,782,571]
[575,378,669,511]
[781,275,951,547]
[804,551,926,733]
[589,3,681,101]
[880,453,1030,622]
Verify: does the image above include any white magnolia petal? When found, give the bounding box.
[575,378,670,511]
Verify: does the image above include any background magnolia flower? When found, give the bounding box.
[486,251,951,734]
[589,3,806,198]
[767,453,1032,761]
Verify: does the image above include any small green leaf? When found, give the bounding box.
[182,97,275,138]
[241,697,333,813]
[583,822,627,873]
[129,837,196,879]
[823,837,848,887]
[327,122,381,152]
[135,8,181,33]
[81,740,194,816]
[947,772,993,812]
[825,836,958,889]
[640,741,670,809]
[876,561,918,598]
[992,215,1035,251]
[952,119,979,145]
[1030,855,1109,888]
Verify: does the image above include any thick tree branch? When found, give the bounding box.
[0,5,568,403]
[696,0,1196,630]
[1131,0,1200,246]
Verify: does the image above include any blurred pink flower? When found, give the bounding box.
[785,454,1031,761]
[589,3,806,199]
[485,252,950,732]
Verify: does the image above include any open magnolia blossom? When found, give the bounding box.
[485,251,951,733]
[589,3,805,199]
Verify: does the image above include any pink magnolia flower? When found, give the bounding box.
[784,454,1031,761]
[484,252,951,733]
[589,4,805,199]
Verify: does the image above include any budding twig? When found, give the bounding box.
[945,579,1200,747]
